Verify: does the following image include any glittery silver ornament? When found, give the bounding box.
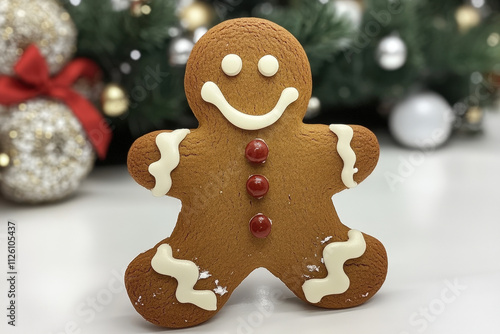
[375,35,407,71]
[304,96,321,119]
[169,37,194,66]
[0,0,77,75]
[0,100,95,203]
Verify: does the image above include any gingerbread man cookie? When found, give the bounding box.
[126,18,387,328]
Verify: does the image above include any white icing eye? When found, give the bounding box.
[221,54,242,76]
[258,55,279,77]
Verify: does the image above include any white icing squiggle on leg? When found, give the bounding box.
[148,129,190,197]
[151,244,217,311]
[329,124,358,189]
[302,230,366,303]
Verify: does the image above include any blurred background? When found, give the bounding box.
[0,0,500,203]
[1,3,500,333]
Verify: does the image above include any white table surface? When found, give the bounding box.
[1,112,500,334]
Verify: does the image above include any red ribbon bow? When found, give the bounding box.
[0,44,111,159]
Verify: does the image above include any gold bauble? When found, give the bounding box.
[130,0,151,17]
[101,83,129,117]
[179,1,215,32]
[0,153,10,167]
[465,106,483,124]
[455,5,481,33]
[0,0,77,75]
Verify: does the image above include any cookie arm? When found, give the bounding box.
[127,129,190,197]
[329,124,379,190]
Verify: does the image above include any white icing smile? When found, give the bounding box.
[201,82,298,130]
[200,53,299,131]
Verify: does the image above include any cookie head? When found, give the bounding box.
[185,18,312,129]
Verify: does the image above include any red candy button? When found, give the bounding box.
[246,175,269,199]
[245,139,269,164]
[249,214,272,238]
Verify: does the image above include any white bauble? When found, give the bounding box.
[304,96,321,119]
[389,92,455,149]
[169,37,194,66]
[334,0,363,28]
[376,35,407,71]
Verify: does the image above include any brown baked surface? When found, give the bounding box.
[126,17,387,328]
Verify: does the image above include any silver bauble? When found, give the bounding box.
[389,92,455,149]
[376,35,407,71]
[169,37,195,66]
[333,0,363,28]
[304,96,321,119]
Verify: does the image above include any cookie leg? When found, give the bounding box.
[276,231,387,309]
[125,238,247,328]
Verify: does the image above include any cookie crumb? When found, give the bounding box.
[213,286,228,296]
[199,271,211,279]
[306,265,320,272]
[362,292,369,298]
[321,236,333,244]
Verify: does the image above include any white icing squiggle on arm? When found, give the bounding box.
[148,129,190,197]
[329,124,358,189]
[302,230,366,303]
[151,244,217,311]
